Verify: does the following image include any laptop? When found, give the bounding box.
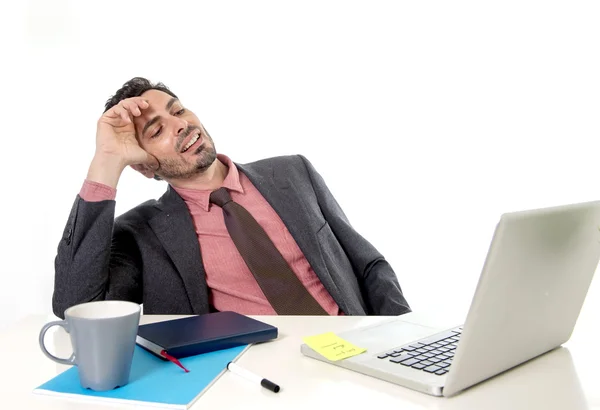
[301,200,600,397]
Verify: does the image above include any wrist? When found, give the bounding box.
[87,154,127,189]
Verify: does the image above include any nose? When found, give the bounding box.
[174,117,188,137]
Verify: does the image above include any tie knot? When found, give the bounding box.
[209,187,233,207]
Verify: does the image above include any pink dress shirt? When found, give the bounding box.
[79,154,342,315]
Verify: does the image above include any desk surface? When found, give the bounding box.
[1,304,598,410]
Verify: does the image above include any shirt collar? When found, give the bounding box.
[172,153,243,211]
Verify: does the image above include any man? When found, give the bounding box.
[52,77,410,318]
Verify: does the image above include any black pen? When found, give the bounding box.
[226,361,281,393]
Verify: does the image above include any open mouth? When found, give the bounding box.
[181,132,202,153]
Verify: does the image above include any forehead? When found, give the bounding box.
[140,89,176,109]
[133,89,178,136]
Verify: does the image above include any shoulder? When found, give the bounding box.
[239,154,315,173]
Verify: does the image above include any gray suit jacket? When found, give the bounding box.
[53,155,410,318]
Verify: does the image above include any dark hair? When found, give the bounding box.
[104,77,178,113]
[105,77,178,181]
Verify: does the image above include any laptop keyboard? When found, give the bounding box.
[376,327,462,376]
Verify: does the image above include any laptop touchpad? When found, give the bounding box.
[337,320,440,360]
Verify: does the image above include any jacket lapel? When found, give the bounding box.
[145,161,344,315]
[148,186,210,314]
[236,162,345,310]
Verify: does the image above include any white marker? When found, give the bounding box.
[226,361,281,393]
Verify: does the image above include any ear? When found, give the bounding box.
[130,164,155,179]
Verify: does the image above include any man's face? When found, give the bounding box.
[132,89,217,180]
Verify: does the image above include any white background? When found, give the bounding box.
[0,0,599,331]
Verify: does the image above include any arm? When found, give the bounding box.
[52,194,143,318]
[52,97,158,318]
[299,155,411,315]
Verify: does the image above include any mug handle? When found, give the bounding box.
[39,320,76,366]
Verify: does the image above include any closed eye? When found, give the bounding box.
[151,126,162,139]
[174,109,186,116]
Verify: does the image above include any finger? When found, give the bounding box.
[105,98,148,115]
[104,106,130,123]
[121,100,142,117]
[123,97,150,114]
[145,154,159,171]
[100,116,126,127]
[130,164,155,179]
[119,101,140,118]
[125,96,149,107]
[104,108,122,119]
[132,97,150,109]
[131,153,158,170]
[105,99,148,121]
[140,167,154,178]
[114,106,131,123]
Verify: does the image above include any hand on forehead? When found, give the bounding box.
[133,90,181,138]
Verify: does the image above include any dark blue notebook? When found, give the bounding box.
[136,311,278,359]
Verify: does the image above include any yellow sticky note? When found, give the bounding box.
[303,332,367,361]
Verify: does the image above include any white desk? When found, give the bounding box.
[0,301,598,410]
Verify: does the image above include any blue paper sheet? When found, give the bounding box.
[34,344,248,409]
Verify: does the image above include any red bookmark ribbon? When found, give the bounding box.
[160,350,190,372]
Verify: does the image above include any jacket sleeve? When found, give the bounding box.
[298,155,411,315]
[52,195,142,318]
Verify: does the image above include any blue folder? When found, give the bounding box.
[33,344,248,409]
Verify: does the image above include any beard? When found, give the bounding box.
[155,129,218,180]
